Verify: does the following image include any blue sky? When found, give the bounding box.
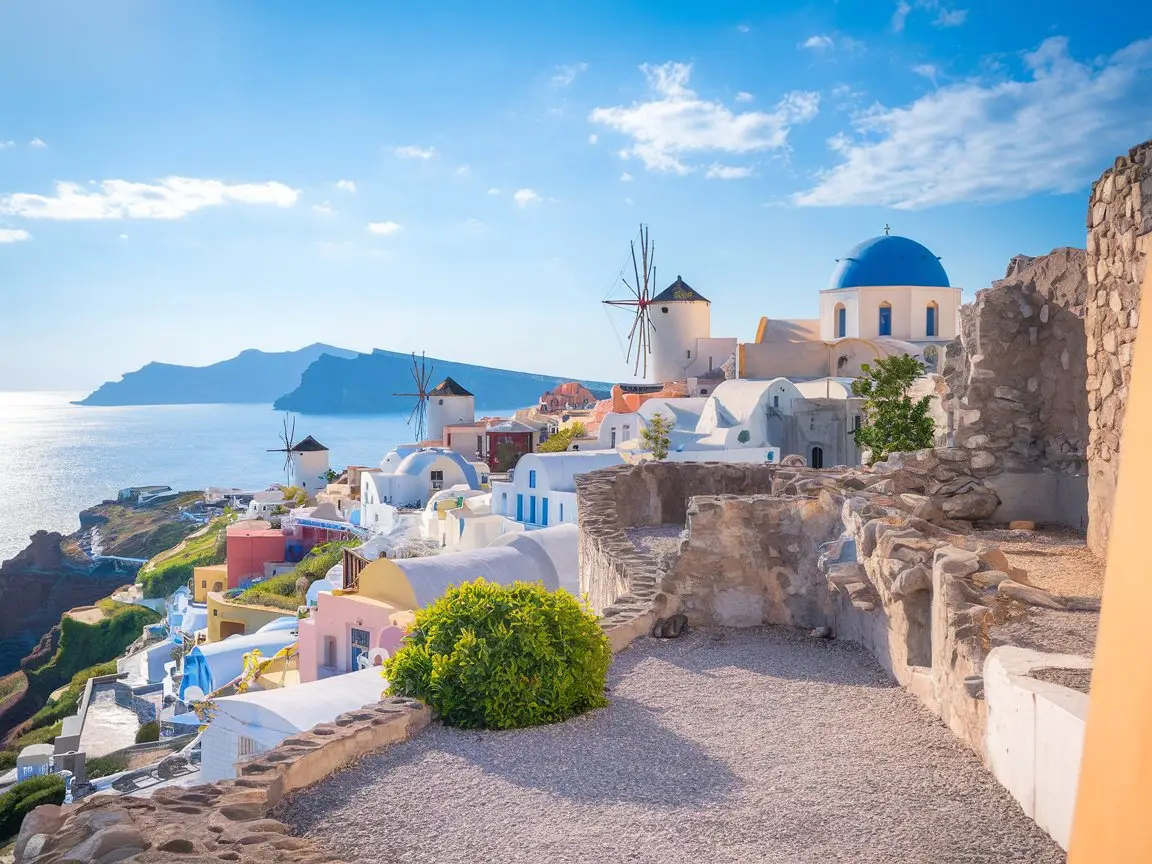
[2,0,1150,391]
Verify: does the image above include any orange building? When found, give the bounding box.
[225,521,286,590]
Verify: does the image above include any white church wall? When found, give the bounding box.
[820,290,861,340]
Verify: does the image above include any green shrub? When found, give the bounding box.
[236,540,354,608]
[85,753,128,778]
[0,774,66,843]
[25,661,120,733]
[383,578,611,730]
[0,750,15,772]
[135,721,160,744]
[25,605,158,705]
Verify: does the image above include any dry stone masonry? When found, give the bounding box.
[577,454,1076,757]
[1085,140,1152,554]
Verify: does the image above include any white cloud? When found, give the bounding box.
[455,165,471,176]
[801,34,864,53]
[589,62,819,174]
[366,220,403,235]
[893,1,967,32]
[312,201,335,215]
[706,164,753,179]
[0,140,14,149]
[735,91,755,103]
[551,62,588,87]
[118,233,129,240]
[0,177,299,220]
[624,197,634,206]
[802,35,834,51]
[393,145,436,160]
[336,179,357,192]
[912,63,939,80]
[513,188,541,208]
[29,138,47,148]
[620,172,634,182]
[794,37,1152,209]
[0,228,30,243]
[487,187,501,196]
[588,133,599,144]
[737,24,750,33]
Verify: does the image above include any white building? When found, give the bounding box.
[283,436,330,495]
[817,234,961,346]
[361,446,490,530]
[489,451,626,528]
[648,277,738,385]
[596,397,708,451]
[426,377,476,442]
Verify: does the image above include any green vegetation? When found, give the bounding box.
[640,412,673,460]
[26,605,159,707]
[0,751,14,773]
[236,540,355,611]
[0,775,65,843]
[737,429,751,444]
[137,515,229,599]
[851,355,936,465]
[135,721,160,744]
[86,753,129,779]
[384,578,611,730]
[13,721,62,750]
[539,421,587,453]
[279,485,308,507]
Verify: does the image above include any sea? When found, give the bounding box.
[0,391,512,563]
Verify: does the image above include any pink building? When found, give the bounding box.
[297,591,407,682]
[225,522,287,590]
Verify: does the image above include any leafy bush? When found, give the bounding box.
[640,412,673,460]
[0,774,66,843]
[137,516,229,599]
[135,721,160,744]
[0,750,15,772]
[851,354,936,465]
[384,579,611,730]
[539,422,588,453]
[25,661,119,732]
[236,540,353,609]
[85,753,128,778]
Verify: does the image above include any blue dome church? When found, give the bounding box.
[818,233,961,347]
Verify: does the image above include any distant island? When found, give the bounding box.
[275,349,613,414]
[77,343,614,414]
[75,343,360,406]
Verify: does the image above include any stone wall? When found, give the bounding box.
[1085,140,1152,554]
[940,248,1090,527]
[15,697,431,864]
[574,455,1081,757]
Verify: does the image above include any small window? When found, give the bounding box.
[661,306,668,313]
[559,502,564,521]
[686,349,692,359]
[213,609,218,617]
[853,415,862,431]
[201,580,207,588]
[528,470,537,489]
[835,303,847,339]
[700,388,708,395]
[438,398,444,405]
[772,395,779,408]
[926,302,938,337]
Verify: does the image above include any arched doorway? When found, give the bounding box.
[810,445,824,469]
[878,302,892,337]
[926,301,939,337]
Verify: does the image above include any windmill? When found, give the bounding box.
[394,351,435,443]
[603,224,657,379]
[267,414,297,483]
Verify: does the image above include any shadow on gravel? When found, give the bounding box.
[627,625,901,690]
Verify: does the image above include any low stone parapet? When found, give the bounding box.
[14,697,430,864]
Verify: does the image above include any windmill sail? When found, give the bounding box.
[603,224,656,379]
[393,351,434,443]
[267,414,298,483]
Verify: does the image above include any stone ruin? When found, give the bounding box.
[577,453,1084,758]
[939,138,1151,554]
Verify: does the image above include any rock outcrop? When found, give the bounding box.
[1085,140,1152,555]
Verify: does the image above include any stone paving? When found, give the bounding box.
[280,627,1065,864]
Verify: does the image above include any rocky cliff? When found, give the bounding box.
[274,348,612,414]
[75,343,359,406]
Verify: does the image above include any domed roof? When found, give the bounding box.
[828,235,950,289]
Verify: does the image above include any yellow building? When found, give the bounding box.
[206,591,291,641]
[194,563,229,604]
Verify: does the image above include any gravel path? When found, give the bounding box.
[278,628,1063,864]
[972,527,1103,600]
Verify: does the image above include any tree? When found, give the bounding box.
[737,429,751,444]
[850,354,935,465]
[539,422,587,453]
[323,468,340,483]
[640,412,673,460]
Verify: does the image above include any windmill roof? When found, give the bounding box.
[291,435,328,452]
[430,377,473,397]
[652,276,708,303]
